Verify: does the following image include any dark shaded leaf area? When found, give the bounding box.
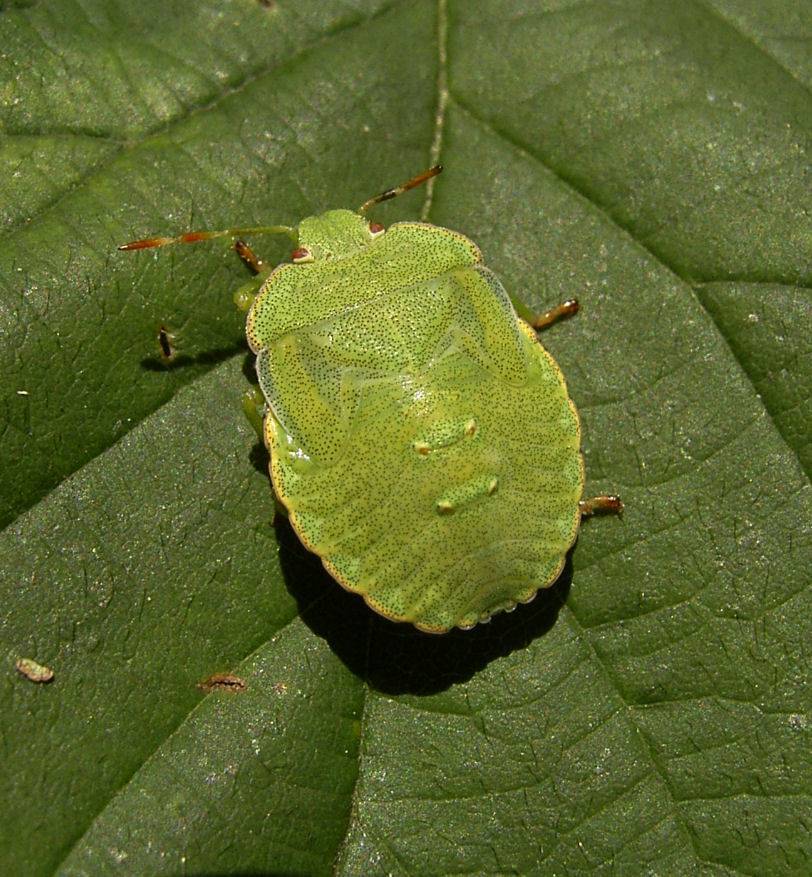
[1,1,809,874]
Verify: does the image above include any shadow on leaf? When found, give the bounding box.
[273,501,572,696]
[140,344,244,372]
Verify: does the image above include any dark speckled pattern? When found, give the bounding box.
[249,216,584,632]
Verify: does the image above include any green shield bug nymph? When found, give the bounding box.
[121,167,621,634]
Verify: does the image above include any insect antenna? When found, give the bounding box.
[118,224,298,251]
[358,165,443,214]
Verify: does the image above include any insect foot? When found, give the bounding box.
[579,495,624,516]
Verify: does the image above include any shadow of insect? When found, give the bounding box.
[273,502,573,696]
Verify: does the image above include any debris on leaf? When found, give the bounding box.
[197,672,246,693]
[15,658,54,684]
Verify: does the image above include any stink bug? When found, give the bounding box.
[121,166,621,634]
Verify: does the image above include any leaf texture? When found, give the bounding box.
[1,1,809,874]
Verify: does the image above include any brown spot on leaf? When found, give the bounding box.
[15,658,54,684]
[197,672,246,693]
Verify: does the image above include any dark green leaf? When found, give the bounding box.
[2,1,809,874]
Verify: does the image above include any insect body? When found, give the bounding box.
[121,167,620,633]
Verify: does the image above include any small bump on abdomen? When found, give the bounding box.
[413,416,478,455]
[435,474,499,515]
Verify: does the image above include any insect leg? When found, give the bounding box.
[157,324,178,363]
[241,386,289,522]
[531,299,579,331]
[234,239,264,275]
[579,495,624,516]
[509,293,580,331]
[241,386,266,441]
[232,238,274,312]
[234,275,268,312]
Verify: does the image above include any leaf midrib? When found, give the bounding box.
[4,0,807,544]
[695,0,812,95]
[447,95,810,488]
[7,4,810,870]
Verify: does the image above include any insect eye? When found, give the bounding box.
[291,247,314,263]
[368,222,385,238]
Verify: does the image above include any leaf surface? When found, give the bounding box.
[1,1,809,874]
